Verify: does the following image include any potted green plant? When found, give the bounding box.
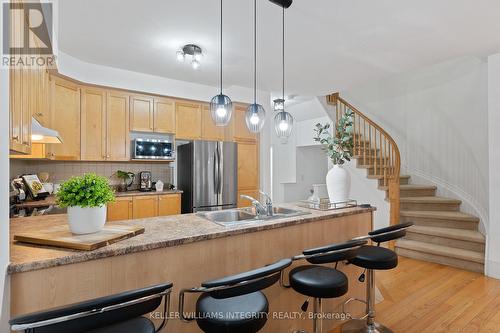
[114,170,135,192]
[56,173,115,234]
[313,109,354,202]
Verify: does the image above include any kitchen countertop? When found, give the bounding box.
[9,204,375,274]
[114,189,183,197]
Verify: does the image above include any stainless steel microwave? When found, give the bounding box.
[133,138,174,160]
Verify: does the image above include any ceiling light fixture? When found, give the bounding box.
[209,0,233,126]
[176,44,203,70]
[245,0,265,133]
[273,0,293,138]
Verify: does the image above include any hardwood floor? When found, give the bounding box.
[331,257,500,333]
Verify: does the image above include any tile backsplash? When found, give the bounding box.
[10,160,175,188]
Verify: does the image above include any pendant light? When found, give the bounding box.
[245,0,266,133]
[210,0,233,126]
[273,4,293,138]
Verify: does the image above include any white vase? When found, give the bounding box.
[67,206,107,235]
[326,164,351,203]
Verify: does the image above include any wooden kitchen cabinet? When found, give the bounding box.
[107,197,133,222]
[153,97,175,133]
[106,91,130,161]
[158,194,181,216]
[237,142,259,190]
[233,104,257,142]
[132,195,158,219]
[175,101,202,140]
[32,69,51,127]
[47,76,81,160]
[202,104,226,141]
[130,95,154,132]
[81,88,106,161]
[9,68,30,154]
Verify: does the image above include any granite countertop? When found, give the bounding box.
[9,204,375,274]
[114,189,183,197]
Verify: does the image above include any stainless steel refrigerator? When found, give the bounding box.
[177,141,237,213]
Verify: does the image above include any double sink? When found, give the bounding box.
[198,206,310,227]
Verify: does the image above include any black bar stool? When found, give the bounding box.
[9,282,173,333]
[342,222,413,333]
[179,258,292,333]
[282,239,367,333]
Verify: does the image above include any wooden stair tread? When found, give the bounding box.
[367,174,411,180]
[396,239,484,263]
[400,210,479,222]
[408,225,485,243]
[358,164,392,169]
[399,196,461,204]
[379,184,437,191]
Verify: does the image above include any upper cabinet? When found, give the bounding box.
[81,88,106,161]
[153,97,175,134]
[130,95,154,132]
[32,68,51,127]
[175,101,202,140]
[233,104,257,142]
[202,104,226,141]
[106,91,130,161]
[47,76,81,160]
[9,68,31,154]
[130,95,175,134]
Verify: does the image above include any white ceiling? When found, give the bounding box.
[59,0,500,97]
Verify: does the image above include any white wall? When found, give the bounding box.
[487,53,500,278]
[342,57,490,233]
[1,3,11,329]
[283,146,329,202]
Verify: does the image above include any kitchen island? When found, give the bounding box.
[9,204,375,332]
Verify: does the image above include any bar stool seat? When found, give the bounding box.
[196,292,269,333]
[289,265,348,298]
[89,317,155,333]
[349,245,398,270]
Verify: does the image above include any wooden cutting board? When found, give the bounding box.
[14,224,145,251]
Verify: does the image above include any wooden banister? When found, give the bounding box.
[327,93,401,227]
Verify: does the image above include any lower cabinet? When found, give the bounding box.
[107,197,133,222]
[158,194,181,216]
[107,194,181,222]
[132,196,159,219]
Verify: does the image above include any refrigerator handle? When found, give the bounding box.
[213,150,219,196]
[217,142,223,195]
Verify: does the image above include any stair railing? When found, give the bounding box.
[327,93,401,226]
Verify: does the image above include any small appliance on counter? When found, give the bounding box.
[138,171,153,191]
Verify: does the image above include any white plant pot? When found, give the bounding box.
[67,206,107,235]
[326,164,351,203]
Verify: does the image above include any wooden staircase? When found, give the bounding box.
[327,93,485,274]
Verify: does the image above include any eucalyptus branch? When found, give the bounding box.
[313,109,354,165]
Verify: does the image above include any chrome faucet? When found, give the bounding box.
[239,191,273,217]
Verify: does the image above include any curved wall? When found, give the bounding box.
[342,57,489,234]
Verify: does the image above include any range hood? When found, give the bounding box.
[31,118,63,144]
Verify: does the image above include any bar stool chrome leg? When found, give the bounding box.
[342,270,393,333]
[312,298,323,333]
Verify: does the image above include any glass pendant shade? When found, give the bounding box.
[273,98,285,112]
[245,103,266,133]
[210,94,233,126]
[274,110,293,138]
